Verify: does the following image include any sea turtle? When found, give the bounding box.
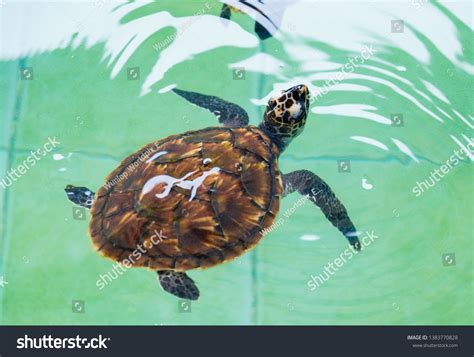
[65,84,359,300]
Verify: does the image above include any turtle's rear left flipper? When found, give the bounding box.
[65,185,95,209]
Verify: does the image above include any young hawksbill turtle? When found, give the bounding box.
[65,85,360,300]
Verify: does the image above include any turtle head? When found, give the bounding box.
[259,85,310,152]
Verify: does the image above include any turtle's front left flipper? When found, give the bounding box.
[157,271,200,300]
[172,88,249,128]
[65,185,95,209]
[282,170,360,250]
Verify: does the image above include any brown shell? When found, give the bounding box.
[89,126,282,271]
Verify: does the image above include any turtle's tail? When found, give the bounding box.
[65,185,95,209]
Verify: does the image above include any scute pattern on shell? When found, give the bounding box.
[89,126,282,271]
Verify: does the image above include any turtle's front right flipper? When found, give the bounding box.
[172,88,249,128]
[282,170,360,250]
[65,185,95,209]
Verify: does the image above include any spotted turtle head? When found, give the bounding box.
[260,85,310,151]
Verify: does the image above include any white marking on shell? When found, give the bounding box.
[203,158,212,165]
[141,167,220,201]
[145,150,168,164]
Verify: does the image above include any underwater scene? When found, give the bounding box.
[0,0,473,325]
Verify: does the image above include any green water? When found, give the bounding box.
[0,1,472,325]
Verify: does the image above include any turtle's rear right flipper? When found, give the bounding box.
[65,185,95,209]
